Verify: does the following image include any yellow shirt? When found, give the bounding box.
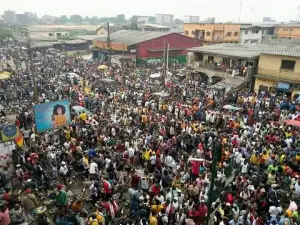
[151,204,164,214]
[250,154,259,165]
[95,211,105,223]
[83,157,89,168]
[144,150,151,161]
[149,215,158,225]
[88,218,99,225]
[80,113,87,121]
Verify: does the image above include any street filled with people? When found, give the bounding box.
[0,39,300,225]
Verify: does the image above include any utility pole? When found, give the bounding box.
[25,28,38,103]
[107,22,111,65]
[166,43,169,75]
[205,140,220,225]
[238,1,243,22]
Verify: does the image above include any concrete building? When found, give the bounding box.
[183,23,242,44]
[138,24,170,32]
[156,14,174,25]
[187,43,259,91]
[254,44,300,99]
[96,26,125,35]
[26,27,69,41]
[3,10,16,23]
[274,23,300,40]
[136,16,149,25]
[240,25,268,43]
[184,16,200,23]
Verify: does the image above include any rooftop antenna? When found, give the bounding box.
[238,0,243,22]
[297,5,300,22]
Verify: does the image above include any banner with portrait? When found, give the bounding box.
[33,100,71,133]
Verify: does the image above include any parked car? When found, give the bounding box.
[71,106,93,117]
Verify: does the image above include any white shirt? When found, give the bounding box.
[89,162,98,174]
[128,147,135,158]
[59,165,68,175]
[269,205,282,217]
[241,163,248,173]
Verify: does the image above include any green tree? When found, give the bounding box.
[148,16,156,23]
[69,14,83,24]
[129,16,138,30]
[84,16,90,23]
[174,18,183,25]
[0,28,14,40]
[89,16,101,25]
[59,15,69,24]
[116,14,126,24]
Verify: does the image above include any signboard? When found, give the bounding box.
[277,82,290,90]
[93,40,128,51]
[1,124,20,142]
[33,100,71,133]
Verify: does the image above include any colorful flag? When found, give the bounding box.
[15,134,24,148]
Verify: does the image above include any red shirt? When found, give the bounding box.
[151,184,160,195]
[103,180,112,194]
[198,204,208,217]
[191,161,201,175]
[2,193,10,201]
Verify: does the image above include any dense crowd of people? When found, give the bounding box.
[0,39,300,225]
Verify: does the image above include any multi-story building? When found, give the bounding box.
[254,44,300,99]
[183,23,242,44]
[275,24,300,40]
[156,14,174,25]
[187,43,259,90]
[240,25,268,43]
[3,10,16,23]
[187,42,300,98]
[136,16,149,25]
[184,16,200,23]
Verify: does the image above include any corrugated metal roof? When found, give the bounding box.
[75,35,105,41]
[93,30,172,46]
[31,42,54,48]
[188,43,300,58]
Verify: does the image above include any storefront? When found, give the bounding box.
[276,82,292,98]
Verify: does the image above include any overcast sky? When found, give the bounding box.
[1,0,299,22]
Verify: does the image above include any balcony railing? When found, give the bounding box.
[191,61,245,78]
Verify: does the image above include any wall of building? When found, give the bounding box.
[96,28,108,36]
[183,23,240,43]
[240,29,265,43]
[258,54,300,82]
[275,26,300,39]
[137,33,202,61]
[30,31,69,40]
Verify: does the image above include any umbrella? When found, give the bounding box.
[152,92,170,97]
[98,65,108,70]
[223,105,242,111]
[150,73,161,79]
[285,120,300,127]
[99,78,117,84]
[0,71,11,80]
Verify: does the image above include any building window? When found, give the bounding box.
[185,30,189,35]
[290,29,293,32]
[206,31,211,36]
[234,31,239,36]
[281,60,295,71]
[245,31,248,35]
[226,32,232,36]
[57,33,61,37]
[49,33,53,37]
[208,56,214,63]
[252,30,259,34]
[192,31,195,35]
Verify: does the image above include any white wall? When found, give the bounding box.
[240,29,266,43]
